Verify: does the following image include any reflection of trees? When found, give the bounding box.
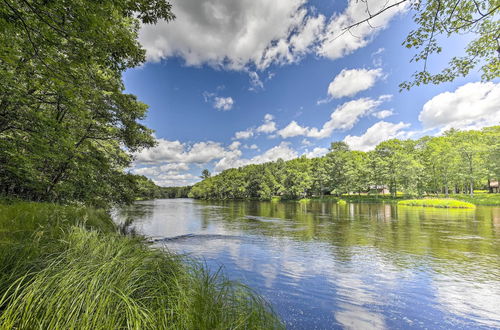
[192,201,500,277]
[113,202,154,234]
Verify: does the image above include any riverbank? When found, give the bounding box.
[308,193,500,206]
[0,202,282,329]
[398,199,476,209]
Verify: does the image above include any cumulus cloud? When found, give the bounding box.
[203,91,234,111]
[318,0,406,60]
[278,120,310,138]
[419,82,500,132]
[138,0,403,71]
[234,129,254,140]
[327,68,384,99]
[214,142,298,172]
[279,96,388,139]
[304,147,329,158]
[234,114,277,140]
[133,163,190,177]
[139,0,323,70]
[134,139,227,164]
[214,96,234,111]
[153,173,199,187]
[256,113,277,133]
[343,121,410,151]
[372,109,394,119]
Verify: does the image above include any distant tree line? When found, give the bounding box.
[131,176,191,200]
[189,126,500,200]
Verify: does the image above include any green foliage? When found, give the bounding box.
[189,126,500,201]
[0,202,282,329]
[0,0,174,206]
[398,199,476,209]
[399,0,499,89]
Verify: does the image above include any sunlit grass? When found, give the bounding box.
[298,198,311,203]
[398,199,476,209]
[270,196,281,202]
[446,193,500,206]
[0,202,283,329]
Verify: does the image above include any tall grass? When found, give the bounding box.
[397,198,476,209]
[0,202,282,329]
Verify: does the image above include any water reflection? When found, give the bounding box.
[115,199,500,329]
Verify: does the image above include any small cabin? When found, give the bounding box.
[369,185,390,195]
[490,180,499,193]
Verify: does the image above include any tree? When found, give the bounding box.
[343,0,499,89]
[0,0,174,205]
[200,169,211,180]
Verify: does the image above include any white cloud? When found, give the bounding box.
[343,121,410,151]
[264,113,274,121]
[214,142,298,172]
[213,96,234,111]
[257,121,277,133]
[419,82,500,131]
[234,129,254,140]
[371,47,385,67]
[301,139,312,146]
[133,163,190,177]
[318,0,406,60]
[139,0,403,71]
[373,109,394,119]
[278,120,310,138]
[304,147,329,158]
[203,91,234,111]
[229,141,241,150]
[249,71,264,91]
[154,173,199,187]
[256,113,277,133]
[139,0,321,70]
[134,139,226,164]
[279,97,387,139]
[327,68,384,99]
[133,138,300,185]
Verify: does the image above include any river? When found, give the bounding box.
[114,198,500,329]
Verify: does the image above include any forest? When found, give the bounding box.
[189,126,500,200]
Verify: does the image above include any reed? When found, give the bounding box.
[0,202,282,329]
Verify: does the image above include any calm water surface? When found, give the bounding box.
[115,199,500,329]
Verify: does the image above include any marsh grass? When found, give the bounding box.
[0,203,282,329]
[397,199,476,209]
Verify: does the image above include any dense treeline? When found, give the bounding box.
[189,126,500,200]
[133,177,191,200]
[0,0,173,206]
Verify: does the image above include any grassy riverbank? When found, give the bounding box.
[398,199,476,209]
[0,202,282,329]
[310,193,500,206]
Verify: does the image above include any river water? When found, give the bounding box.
[115,198,500,329]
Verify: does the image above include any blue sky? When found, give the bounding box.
[125,0,499,186]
